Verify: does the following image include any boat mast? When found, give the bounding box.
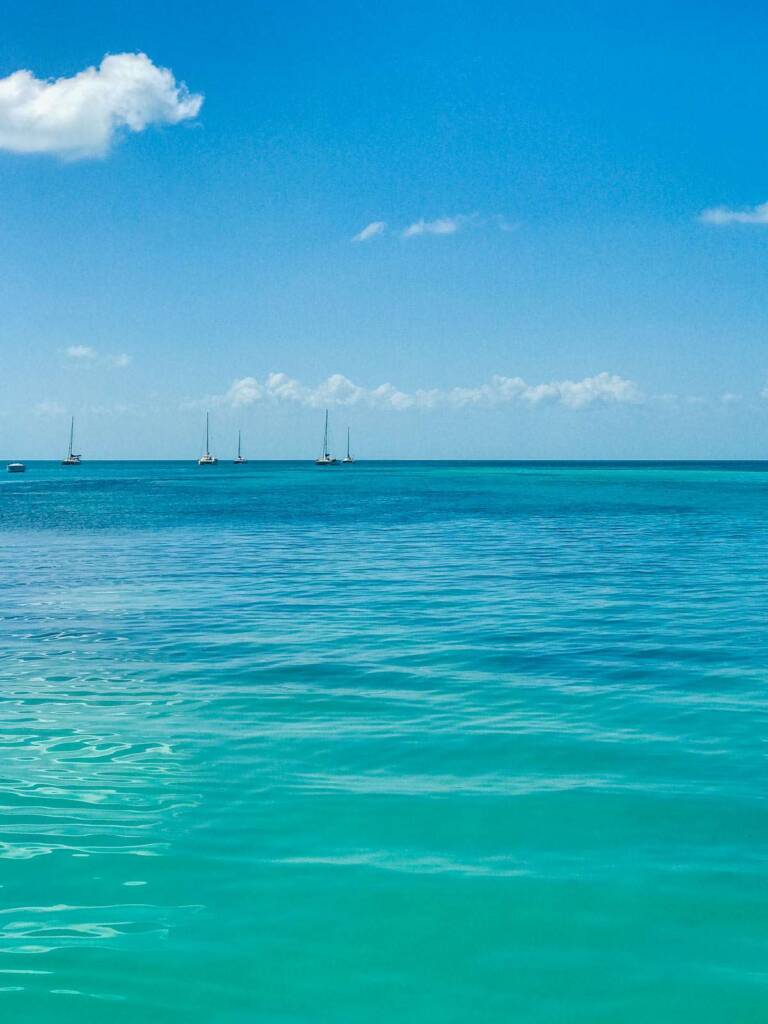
[68,416,74,458]
[346,427,350,459]
[237,430,241,459]
[323,409,329,458]
[205,413,210,456]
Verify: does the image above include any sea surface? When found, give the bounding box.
[0,460,766,1023]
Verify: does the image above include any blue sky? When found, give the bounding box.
[2,1,768,458]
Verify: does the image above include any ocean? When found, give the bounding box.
[1,460,766,1022]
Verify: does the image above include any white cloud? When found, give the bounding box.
[0,52,202,159]
[66,344,97,359]
[215,370,642,411]
[699,201,768,225]
[352,221,386,242]
[112,353,132,368]
[402,215,471,238]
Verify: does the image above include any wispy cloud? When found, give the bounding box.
[64,345,131,368]
[212,371,642,412]
[0,53,202,160]
[699,201,768,225]
[34,401,66,417]
[352,213,514,243]
[66,344,97,360]
[401,215,473,238]
[352,221,387,242]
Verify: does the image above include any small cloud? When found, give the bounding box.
[352,221,386,242]
[64,345,131,367]
[34,401,66,417]
[0,53,203,160]
[88,402,132,415]
[699,201,768,225]
[720,391,742,404]
[66,345,97,360]
[402,215,470,238]
[494,215,519,233]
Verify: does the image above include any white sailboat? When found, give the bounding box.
[61,416,82,465]
[314,409,337,465]
[198,413,218,465]
[341,427,354,463]
[234,430,247,464]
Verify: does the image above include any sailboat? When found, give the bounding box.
[314,409,337,465]
[61,416,82,465]
[233,430,247,464]
[341,427,354,463]
[198,413,218,465]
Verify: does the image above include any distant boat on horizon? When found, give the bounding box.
[61,416,82,465]
[233,430,247,464]
[315,409,337,465]
[7,462,25,473]
[198,413,218,465]
[341,427,354,464]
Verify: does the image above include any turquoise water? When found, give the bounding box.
[1,461,766,1022]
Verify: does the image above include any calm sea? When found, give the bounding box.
[1,461,766,1022]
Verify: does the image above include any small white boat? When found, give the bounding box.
[315,409,337,465]
[341,427,354,464]
[7,462,25,473]
[198,413,218,465]
[233,430,247,464]
[61,417,82,465]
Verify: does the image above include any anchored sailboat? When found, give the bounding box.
[341,427,354,463]
[61,416,82,465]
[198,413,218,465]
[234,430,247,464]
[314,409,337,465]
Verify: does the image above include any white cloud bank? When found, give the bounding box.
[216,371,642,411]
[0,53,202,159]
[699,201,768,225]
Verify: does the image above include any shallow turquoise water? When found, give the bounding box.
[1,461,766,1022]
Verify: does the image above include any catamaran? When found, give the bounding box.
[61,417,82,465]
[198,413,218,465]
[341,427,354,463]
[7,462,25,473]
[315,409,337,465]
[234,430,247,464]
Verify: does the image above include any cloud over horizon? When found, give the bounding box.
[213,371,643,412]
[0,53,202,159]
